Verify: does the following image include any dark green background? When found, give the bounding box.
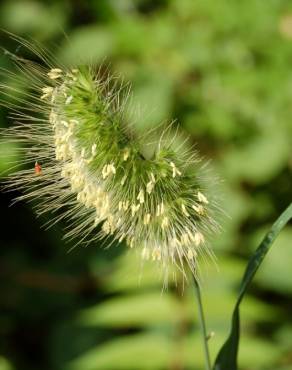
[0,1,292,369]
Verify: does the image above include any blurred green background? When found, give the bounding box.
[0,1,292,369]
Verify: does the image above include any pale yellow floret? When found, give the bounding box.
[146,180,154,194]
[123,200,129,211]
[121,175,127,185]
[55,143,71,161]
[194,232,205,246]
[48,68,62,79]
[93,193,110,219]
[76,184,102,209]
[198,191,209,204]
[93,216,101,227]
[170,161,182,178]
[91,144,97,156]
[187,249,197,260]
[181,233,190,245]
[70,171,85,191]
[181,204,190,217]
[143,213,151,225]
[65,69,78,81]
[172,237,182,247]
[137,189,145,204]
[187,249,193,259]
[131,203,140,216]
[65,95,73,105]
[81,148,86,158]
[186,229,197,243]
[69,119,79,125]
[40,86,54,100]
[49,112,57,126]
[192,204,205,215]
[146,173,155,194]
[141,247,150,260]
[161,216,169,229]
[128,238,135,248]
[102,220,111,234]
[118,233,126,243]
[102,215,116,235]
[152,248,161,261]
[102,163,116,179]
[61,120,69,127]
[123,148,130,161]
[156,202,165,216]
[146,172,156,194]
[110,163,116,174]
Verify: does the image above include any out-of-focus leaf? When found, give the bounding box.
[198,256,246,292]
[238,336,282,369]
[253,227,292,294]
[0,142,20,175]
[49,320,106,370]
[77,292,180,327]
[100,252,162,292]
[211,182,252,251]
[126,70,174,132]
[0,0,66,38]
[0,357,13,370]
[67,332,173,370]
[275,325,292,352]
[58,26,114,65]
[112,19,152,57]
[220,128,291,184]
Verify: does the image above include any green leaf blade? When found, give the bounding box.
[214,203,292,370]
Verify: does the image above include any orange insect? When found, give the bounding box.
[34,161,42,175]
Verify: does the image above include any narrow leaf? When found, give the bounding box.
[214,203,292,370]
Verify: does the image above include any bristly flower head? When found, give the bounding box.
[0,36,221,284]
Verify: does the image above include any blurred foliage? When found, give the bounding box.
[0,0,292,369]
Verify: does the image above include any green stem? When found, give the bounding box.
[193,275,212,370]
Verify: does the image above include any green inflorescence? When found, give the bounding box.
[2,57,221,282]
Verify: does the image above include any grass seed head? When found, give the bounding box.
[0,36,222,285]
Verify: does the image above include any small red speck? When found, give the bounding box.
[35,162,42,175]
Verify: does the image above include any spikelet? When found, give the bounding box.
[0,36,222,283]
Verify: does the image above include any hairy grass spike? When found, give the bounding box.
[0,36,222,284]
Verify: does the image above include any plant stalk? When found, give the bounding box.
[193,275,212,370]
